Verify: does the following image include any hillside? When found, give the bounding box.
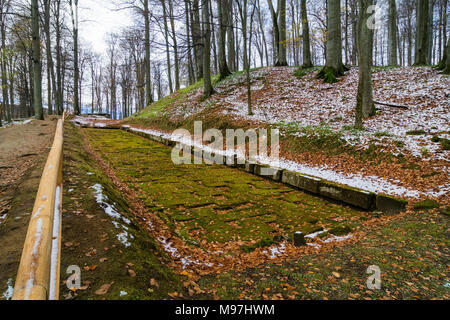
[106,66,448,205]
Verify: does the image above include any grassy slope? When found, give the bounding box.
[60,122,183,300]
[124,68,443,180]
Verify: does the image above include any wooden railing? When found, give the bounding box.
[12,116,65,300]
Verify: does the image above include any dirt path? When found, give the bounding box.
[0,117,58,299]
[0,117,58,219]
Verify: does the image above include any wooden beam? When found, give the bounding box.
[12,119,64,300]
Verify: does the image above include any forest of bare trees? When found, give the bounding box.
[0,0,448,126]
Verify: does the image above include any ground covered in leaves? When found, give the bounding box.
[198,209,449,300]
[75,126,449,300]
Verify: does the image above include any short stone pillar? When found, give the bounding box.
[294,232,306,247]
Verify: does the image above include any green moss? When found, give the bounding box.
[133,80,204,119]
[439,138,450,150]
[413,199,440,210]
[421,171,440,179]
[439,207,450,217]
[293,66,319,79]
[329,225,352,236]
[406,130,426,136]
[431,136,441,143]
[282,124,347,155]
[374,131,392,137]
[83,128,365,247]
[241,238,277,253]
[317,66,341,84]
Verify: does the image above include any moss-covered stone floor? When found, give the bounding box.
[80,128,375,274]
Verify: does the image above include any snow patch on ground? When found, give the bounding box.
[0,119,33,129]
[305,229,329,239]
[92,184,133,247]
[157,236,213,270]
[263,242,287,259]
[2,278,14,300]
[322,234,353,243]
[92,184,131,224]
[72,116,110,128]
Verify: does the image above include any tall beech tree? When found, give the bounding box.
[318,0,346,83]
[277,0,287,66]
[144,0,153,106]
[267,0,288,66]
[236,0,257,115]
[217,0,232,80]
[0,0,12,125]
[388,0,398,66]
[414,0,429,65]
[355,0,375,129]
[437,38,449,74]
[31,0,43,119]
[202,0,213,98]
[69,0,80,115]
[301,0,312,68]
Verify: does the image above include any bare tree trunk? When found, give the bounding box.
[31,0,44,119]
[192,0,203,80]
[437,38,449,74]
[388,0,398,65]
[0,0,10,124]
[427,0,433,64]
[351,0,358,65]
[277,0,288,66]
[161,0,173,94]
[44,0,56,115]
[54,0,63,115]
[267,0,280,65]
[202,0,213,97]
[256,0,270,67]
[8,53,15,119]
[144,0,153,106]
[227,0,236,71]
[218,0,231,79]
[210,0,218,75]
[414,0,429,65]
[236,0,254,115]
[301,0,312,68]
[355,0,375,129]
[319,0,345,83]
[69,0,80,115]
[168,0,180,90]
[247,3,257,113]
[185,0,195,85]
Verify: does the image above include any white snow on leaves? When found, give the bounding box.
[92,184,133,248]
